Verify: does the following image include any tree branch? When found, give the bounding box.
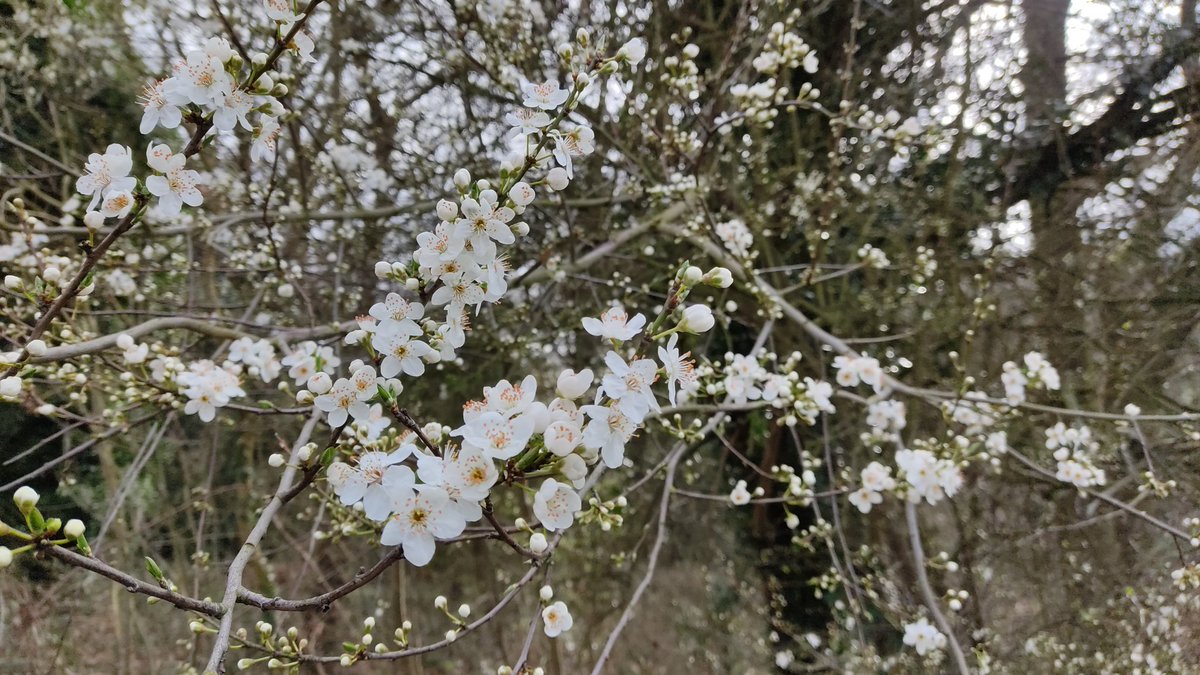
[41,545,222,617]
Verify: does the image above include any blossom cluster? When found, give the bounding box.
[832,353,885,392]
[715,218,755,259]
[864,399,906,435]
[696,350,836,426]
[320,291,713,565]
[752,20,819,75]
[1001,351,1061,404]
[896,447,964,506]
[67,0,316,242]
[848,461,896,514]
[1047,422,1107,488]
[266,36,714,569]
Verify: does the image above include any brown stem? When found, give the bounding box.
[41,545,223,617]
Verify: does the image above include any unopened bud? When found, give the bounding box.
[63,519,85,539]
[529,532,548,554]
[453,169,471,189]
[13,486,39,513]
[436,199,458,222]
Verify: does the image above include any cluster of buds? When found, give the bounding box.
[0,487,89,570]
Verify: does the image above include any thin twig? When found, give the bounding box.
[203,412,321,672]
[41,545,222,617]
[236,546,405,612]
[905,501,971,674]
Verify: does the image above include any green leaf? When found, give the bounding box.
[145,556,164,582]
[25,508,45,534]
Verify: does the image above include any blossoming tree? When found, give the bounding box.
[2,0,1199,672]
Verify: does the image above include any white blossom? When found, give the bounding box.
[541,601,573,638]
[533,478,581,532]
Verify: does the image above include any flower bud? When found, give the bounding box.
[297,390,315,404]
[509,181,535,206]
[457,604,470,618]
[560,453,587,484]
[678,304,715,333]
[434,595,448,610]
[539,584,554,601]
[529,532,548,554]
[268,453,286,468]
[543,421,581,456]
[681,265,703,285]
[25,339,46,356]
[0,546,11,569]
[116,333,135,350]
[83,211,105,229]
[307,372,332,394]
[3,376,27,397]
[436,199,458,222]
[42,267,62,283]
[258,74,275,91]
[545,167,569,191]
[374,261,392,279]
[340,654,353,667]
[512,221,530,236]
[453,169,471,189]
[277,283,295,298]
[704,267,734,288]
[556,368,594,399]
[617,37,647,66]
[3,275,21,290]
[405,278,420,291]
[63,518,85,539]
[13,486,39,513]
